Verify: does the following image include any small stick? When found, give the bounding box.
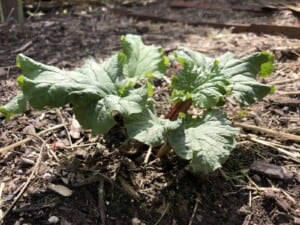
[0,182,5,221]
[64,143,97,149]
[234,122,300,142]
[56,109,73,149]
[242,215,252,225]
[266,141,300,153]
[247,136,300,163]
[144,146,152,164]
[277,91,300,96]
[0,123,65,155]
[118,176,139,199]
[270,77,300,85]
[188,198,199,225]
[0,134,47,224]
[154,202,170,225]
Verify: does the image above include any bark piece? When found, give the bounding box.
[250,160,293,180]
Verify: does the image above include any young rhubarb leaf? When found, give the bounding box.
[172,49,274,107]
[5,53,151,135]
[0,93,27,120]
[168,110,239,174]
[125,107,182,147]
[103,87,148,117]
[218,52,274,106]
[120,34,168,83]
[172,49,229,108]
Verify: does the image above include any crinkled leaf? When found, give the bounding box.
[175,48,214,68]
[104,87,148,117]
[218,51,274,106]
[17,54,119,109]
[168,110,239,174]
[9,54,149,135]
[172,49,274,107]
[125,107,182,147]
[120,34,168,82]
[0,93,28,120]
[172,49,229,108]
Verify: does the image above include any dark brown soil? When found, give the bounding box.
[1,1,300,225]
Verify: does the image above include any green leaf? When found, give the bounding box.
[172,49,229,108]
[72,97,116,135]
[125,107,182,147]
[9,54,150,135]
[172,49,274,107]
[120,34,168,82]
[168,110,239,174]
[0,93,28,120]
[104,87,148,117]
[17,55,119,108]
[218,52,274,106]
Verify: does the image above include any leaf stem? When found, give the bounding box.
[166,99,192,121]
[156,99,192,157]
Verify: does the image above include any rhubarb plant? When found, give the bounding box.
[0,34,274,174]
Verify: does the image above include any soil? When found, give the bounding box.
[0,1,300,225]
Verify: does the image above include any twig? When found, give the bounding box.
[277,91,300,96]
[270,77,300,85]
[144,146,152,164]
[0,123,66,155]
[154,202,170,225]
[265,140,300,153]
[56,109,73,148]
[117,176,139,199]
[188,198,199,225]
[0,134,47,224]
[98,179,106,225]
[234,122,300,142]
[246,175,282,193]
[242,215,252,225]
[247,136,300,163]
[248,190,252,208]
[47,146,60,163]
[0,182,5,221]
[64,143,97,149]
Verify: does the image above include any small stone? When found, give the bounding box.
[48,183,73,197]
[282,106,289,113]
[132,217,141,225]
[294,216,300,225]
[48,216,60,224]
[43,173,52,180]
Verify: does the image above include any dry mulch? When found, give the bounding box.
[0,1,300,224]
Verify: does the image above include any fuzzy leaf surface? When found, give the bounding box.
[7,54,149,134]
[172,49,273,107]
[125,107,182,147]
[0,93,27,120]
[218,52,274,105]
[120,34,168,82]
[172,49,229,108]
[168,110,239,174]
